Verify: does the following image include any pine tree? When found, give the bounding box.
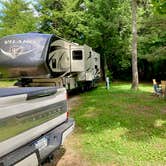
[0,0,37,37]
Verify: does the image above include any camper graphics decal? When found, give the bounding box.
[0,47,34,59]
[4,40,36,45]
[0,40,35,59]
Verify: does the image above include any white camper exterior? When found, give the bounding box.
[47,39,101,90]
[0,33,101,90]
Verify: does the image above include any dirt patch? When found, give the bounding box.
[43,95,84,166]
[68,95,82,111]
[54,95,91,166]
[55,134,90,166]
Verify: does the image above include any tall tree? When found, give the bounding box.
[152,0,166,14]
[83,0,132,80]
[137,0,166,80]
[35,0,64,34]
[36,0,132,80]
[131,0,139,90]
[0,0,37,37]
[35,0,83,40]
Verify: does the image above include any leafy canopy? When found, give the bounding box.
[0,0,37,37]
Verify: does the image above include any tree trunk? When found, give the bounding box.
[131,0,139,90]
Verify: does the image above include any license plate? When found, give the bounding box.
[35,137,48,150]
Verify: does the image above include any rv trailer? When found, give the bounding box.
[0,32,101,90]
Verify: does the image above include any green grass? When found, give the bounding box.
[0,80,16,87]
[71,82,166,166]
[0,80,166,165]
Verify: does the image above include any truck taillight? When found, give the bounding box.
[67,111,69,119]
[66,92,68,100]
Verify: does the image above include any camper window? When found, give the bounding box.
[72,50,83,60]
[49,46,56,52]
[52,59,56,68]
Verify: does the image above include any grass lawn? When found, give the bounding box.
[71,82,166,166]
[0,80,165,165]
[0,80,16,87]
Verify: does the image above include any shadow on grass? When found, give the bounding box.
[72,83,166,142]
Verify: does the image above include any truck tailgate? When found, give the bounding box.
[0,87,68,156]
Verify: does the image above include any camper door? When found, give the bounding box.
[71,49,84,72]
